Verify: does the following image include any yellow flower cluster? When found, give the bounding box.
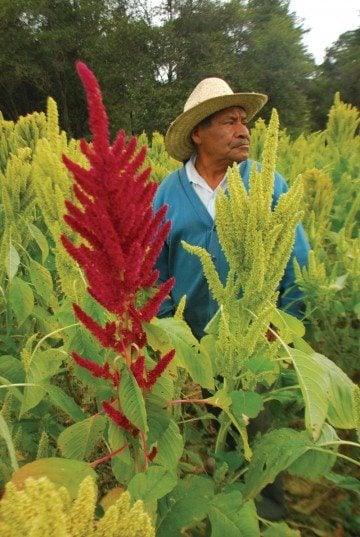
[0,476,155,537]
[31,98,87,302]
[183,109,304,382]
[0,98,86,301]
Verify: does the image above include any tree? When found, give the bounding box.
[138,0,250,135]
[238,0,315,135]
[0,0,47,120]
[308,28,360,130]
[0,0,132,136]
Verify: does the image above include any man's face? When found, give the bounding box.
[191,106,250,165]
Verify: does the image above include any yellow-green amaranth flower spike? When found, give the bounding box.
[0,476,155,537]
[182,109,304,383]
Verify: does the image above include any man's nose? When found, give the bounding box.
[235,122,249,137]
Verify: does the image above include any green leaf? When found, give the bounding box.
[10,458,97,499]
[19,348,65,416]
[0,376,24,402]
[209,493,260,537]
[146,400,171,445]
[128,465,177,504]
[243,428,311,500]
[325,472,360,494]
[19,384,46,418]
[205,389,232,411]
[9,276,34,326]
[82,293,105,324]
[20,380,46,417]
[45,383,85,421]
[290,348,330,441]
[262,521,301,536]
[111,456,134,487]
[245,355,276,376]
[288,423,338,479]
[5,242,20,282]
[156,475,214,537]
[329,273,348,291]
[28,223,49,263]
[270,309,305,339]
[120,365,148,433]
[213,450,244,473]
[291,346,357,431]
[57,415,107,460]
[32,305,60,336]
[0,355,25,383]
[316,353,356,429]
[108,423,134,485]
[145,317,214,390]
[154,419,184,471]
[150,370,175,403]
[230,390,263,420]
[31,348,65,379]
[199,333,221,376]
[28,256,53,301]
[0,413,19,471]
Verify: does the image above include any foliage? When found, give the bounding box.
[239,0,314,134]
[137,131,179,183]
[1,0,358,139]
[0,475,155,536]
[3,0,358,138]
[309,27,360,130]
[0,63,359,537]
[250,94,360,377]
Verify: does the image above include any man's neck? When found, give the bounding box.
[194,156,230,190]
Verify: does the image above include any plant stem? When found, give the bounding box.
[310,447,360,468]
[90,443,129,467]
[169,398,206,406]
[262,384,300,401]
[215,413,231,454]
[31,322,79,360]
[228,466,248,484]
[318,440,360,449]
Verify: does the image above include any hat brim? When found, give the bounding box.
[165,93,268,162]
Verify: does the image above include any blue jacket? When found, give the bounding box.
[153,159,310,339]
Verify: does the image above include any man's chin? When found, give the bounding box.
[231,148,250,162]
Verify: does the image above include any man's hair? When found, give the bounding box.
[197,114,214,128]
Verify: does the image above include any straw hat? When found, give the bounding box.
[165,77,268,162]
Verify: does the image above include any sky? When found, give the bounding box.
[289,0,360,64]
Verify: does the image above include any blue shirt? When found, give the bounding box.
[153,159,310,339]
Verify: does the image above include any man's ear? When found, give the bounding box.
[191,126,201,145]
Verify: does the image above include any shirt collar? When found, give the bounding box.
[186,154,227,191]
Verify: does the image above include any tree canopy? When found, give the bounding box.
[0,0,358,138]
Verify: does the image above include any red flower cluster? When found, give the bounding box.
[61,61,175,433]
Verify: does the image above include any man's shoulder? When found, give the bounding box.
[153,167,185,207]
[161,167,181,185]
[156,167,185,194]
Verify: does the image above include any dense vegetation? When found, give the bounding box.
[0,0,359,139]
[0,60,359,536]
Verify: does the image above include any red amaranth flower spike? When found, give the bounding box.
[148,446,158,462]
[72,352,115,383]
[62,61,175,439]
[145,349,176,390]
[102,401,138,436]
[75,61,110,157]
[130,355,146,388]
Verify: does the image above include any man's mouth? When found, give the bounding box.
[231,140,249,148]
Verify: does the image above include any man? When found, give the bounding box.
[153,77,310,340]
